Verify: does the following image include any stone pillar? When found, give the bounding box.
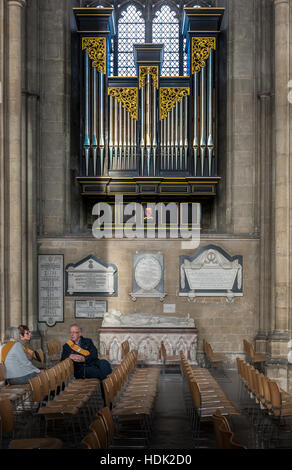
[255,0,273,352]
[269,0,290,358]
[0,0,6,340]
[7,0,26,326]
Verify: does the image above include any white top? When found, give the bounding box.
[0,341,40,379]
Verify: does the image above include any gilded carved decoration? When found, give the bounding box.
[191,37,216,75]
[159,87,190,120]
[82,37,106,74]
[139,66,159,89]
[108,87,138,120]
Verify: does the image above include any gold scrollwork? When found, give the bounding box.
[159,87,190,120]
[191,37,216,75]
[139,66,159,89]
[82,37,106,74]
[108,87,138,120]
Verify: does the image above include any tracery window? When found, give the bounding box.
[117,4,146,76]
[152,5,180,77]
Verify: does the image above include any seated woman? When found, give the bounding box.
[18,325,46,369]
[0,326,41,385]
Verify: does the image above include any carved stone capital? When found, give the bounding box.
[8,0,26,7]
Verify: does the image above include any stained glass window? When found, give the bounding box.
[152,6,179,77]
[117,4,145,76]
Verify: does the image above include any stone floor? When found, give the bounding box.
[147,366,292,450]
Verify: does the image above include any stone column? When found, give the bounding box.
[255,0,273,351]
[7,0,26,326]
[270,0,290,357]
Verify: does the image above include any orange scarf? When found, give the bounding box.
[1,341,17,363]
[66,340,90,357]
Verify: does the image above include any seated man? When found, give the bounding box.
[18,325,46,369]
[61,324,112,381]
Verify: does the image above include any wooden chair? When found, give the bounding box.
[160,341,181,375]
[0,398,63,449]
[248,342,267,367]
[97,406,147,448]
[204,340,229,369]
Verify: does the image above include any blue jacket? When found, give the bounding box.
[61,336,111,380]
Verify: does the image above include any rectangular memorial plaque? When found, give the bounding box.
[185,268,238,290]
[65,255,118,297]
[75,300,107,318]
[38,254,64,327]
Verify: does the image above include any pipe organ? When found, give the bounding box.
[74,6,224,199]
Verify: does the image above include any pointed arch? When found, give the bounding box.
[117,3,146,76]
[152,4,180,76]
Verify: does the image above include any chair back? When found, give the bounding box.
[161,342,167,358]
[219,426,234,449]
[102,377,114,407]
[82,431,102,449]
[268,380,282,417]
[29,375,44,403]
[0,363,5,382]
[0,399,14,434]
[98,406,114,445]
[36,348,45,364]
[89,416,107,448]
[38,370,50,399]
[189,378,201,409]
[213,410,231,449]
[45,368,57,396]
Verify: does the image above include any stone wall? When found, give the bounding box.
[38,236,259,361]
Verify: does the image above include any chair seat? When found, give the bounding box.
[9,438,63,449]
[164,356,180,361]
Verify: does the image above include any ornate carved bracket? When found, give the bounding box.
[139,66,159,89]
[108,87,138,120]
[159,87,190,120]
[82,37,106,74]
[191,37,216,75]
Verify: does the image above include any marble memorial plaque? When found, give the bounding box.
[130,253,167,301]
[65,255,118,297]
[75,300,107,318]
[179,245,243,303]
[135,256,162,291]
[38,254,64,327]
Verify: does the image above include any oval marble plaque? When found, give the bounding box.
[134,256,162,291]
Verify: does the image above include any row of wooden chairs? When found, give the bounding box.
[180,351,240,447]
[101,350,160,444]
[203,339,229,369]
[0,398,63,449]
[243,339,267,370]
[27,358,103,445]
[236,357,292,448]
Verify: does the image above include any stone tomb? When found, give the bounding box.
[99,311,198,365]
